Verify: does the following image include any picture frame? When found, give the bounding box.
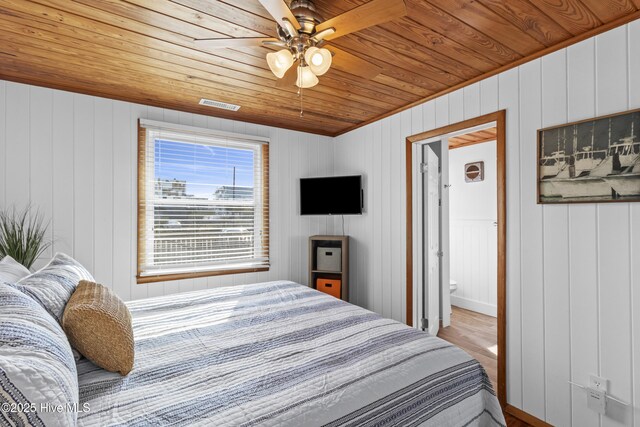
[537,108,640,204]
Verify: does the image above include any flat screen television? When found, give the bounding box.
[300,175,363,215]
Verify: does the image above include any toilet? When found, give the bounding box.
[448,279,458,316]
[449,279,458,294]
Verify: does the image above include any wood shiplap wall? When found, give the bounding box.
[0,80,334,301]
[333,21,640,427]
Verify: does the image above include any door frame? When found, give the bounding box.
[405,110,507,406]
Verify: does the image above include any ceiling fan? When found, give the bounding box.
[195,0,407,89]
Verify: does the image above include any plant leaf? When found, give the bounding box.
[0,205,51,269]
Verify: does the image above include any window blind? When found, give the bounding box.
[137,120,269,282]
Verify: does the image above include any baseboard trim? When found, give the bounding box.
[504,405,553,427]
[450,295,497,317]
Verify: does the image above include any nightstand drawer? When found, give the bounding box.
[316,278,341,299]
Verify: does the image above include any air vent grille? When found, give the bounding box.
[199,98,240,111]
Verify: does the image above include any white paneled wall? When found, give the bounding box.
[334,21,640,427]
[0,81,334,301]
[449,220,497,316]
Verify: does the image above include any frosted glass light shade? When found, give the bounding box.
[305,47,332,76]
[296,66,319,88]
[266,49,294,78]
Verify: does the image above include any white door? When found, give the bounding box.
[423,144,440,336]
[440,138,451,328]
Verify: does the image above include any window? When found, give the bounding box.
[137,119,269,283]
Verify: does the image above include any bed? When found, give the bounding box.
[76,281,505,426]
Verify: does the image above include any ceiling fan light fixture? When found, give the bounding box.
[304,47,332,76]
[296,65,319,88]
[266,49,294,78]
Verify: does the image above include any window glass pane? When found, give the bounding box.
[154,139,254,200]
[153,139,256,267]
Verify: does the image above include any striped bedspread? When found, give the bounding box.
[77,281,505,426]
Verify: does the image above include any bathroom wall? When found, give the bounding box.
[449,140,497,316]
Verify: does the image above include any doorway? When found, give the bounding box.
[437,126,499,393]
[405,111,506,406]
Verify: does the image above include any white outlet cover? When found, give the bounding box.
[590,375,608,392]
[587,388,607,414]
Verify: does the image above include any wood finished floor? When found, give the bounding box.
[437,307,531,427]
[437,307,498,389]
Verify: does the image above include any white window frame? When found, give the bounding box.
[137,119,269,283]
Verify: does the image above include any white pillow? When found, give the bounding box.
[0,283,79,427]
[13,253,94,323]
[0,255,31,283]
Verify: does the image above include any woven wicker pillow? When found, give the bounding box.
[62,280,134,375]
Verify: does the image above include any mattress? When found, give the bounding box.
[77,281,505,426]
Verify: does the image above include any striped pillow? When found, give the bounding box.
[0,283,79,427]
[13,253,94,323]
[0,255,31,283]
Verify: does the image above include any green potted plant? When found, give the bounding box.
[0,205,52,270]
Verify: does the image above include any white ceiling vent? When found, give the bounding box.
[198,98,240,111]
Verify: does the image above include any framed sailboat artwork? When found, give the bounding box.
[537,108,640,204]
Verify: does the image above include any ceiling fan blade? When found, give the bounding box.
[276,65,299,88]
[195,37,279,48]
[311,27,336,42]
[315,0,406,41]
[329,47,382,79]
[262,40,289,48]
[257,0,301,30]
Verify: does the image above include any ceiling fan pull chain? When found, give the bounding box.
[298,63,304,117]
[300,86,304,117]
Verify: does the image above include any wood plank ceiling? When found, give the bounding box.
[0,0,639,136]
[449,127,497,150]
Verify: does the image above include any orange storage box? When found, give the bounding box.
[316,278,341,299]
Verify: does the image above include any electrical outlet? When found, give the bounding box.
[590,375,608,392]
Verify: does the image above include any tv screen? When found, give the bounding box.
[300,175,362,215]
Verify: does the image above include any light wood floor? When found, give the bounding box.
[438,307,531,427]
[437,306,498,389]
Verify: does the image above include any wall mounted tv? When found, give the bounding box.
[300,175,363,215]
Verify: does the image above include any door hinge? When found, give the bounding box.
[420,162,428,173]
[437,251,444,257]
[420,318,428,330]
